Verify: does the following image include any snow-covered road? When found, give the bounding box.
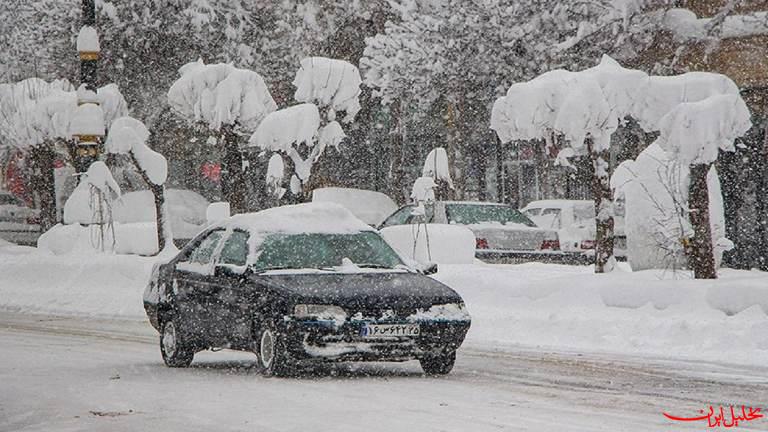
[2,312,766,432]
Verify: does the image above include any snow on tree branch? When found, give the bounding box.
[656,94,752,166]
[106,116,168,185]
[293,57,362,122]
[167,59,277,132]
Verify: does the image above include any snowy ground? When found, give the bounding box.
[1,241,766,366]
[2,312,767,432]
[1,242,767,430]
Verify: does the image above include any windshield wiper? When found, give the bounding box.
[251,265,292,274]
[354,263,393,269]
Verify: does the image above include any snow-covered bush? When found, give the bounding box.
[293,57,362,122]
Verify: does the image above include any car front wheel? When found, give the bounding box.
[420,350,456,375]
[256,322,293,377]
[160,317,194,368]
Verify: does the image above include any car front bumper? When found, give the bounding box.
[282,319,471,362]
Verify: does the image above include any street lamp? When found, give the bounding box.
[70,102,105,173]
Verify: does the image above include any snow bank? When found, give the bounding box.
[167,59,277,131]
[293,57,362,122]
[662,8,768,42]
[0,244,158,318]
[311,187,397,226]
[434,263,768,366]
[38,222,159,256]
[380,224,476,264]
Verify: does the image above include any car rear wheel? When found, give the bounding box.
[160,317,194,368]
[256,322,292,377]
[420,350,456,375]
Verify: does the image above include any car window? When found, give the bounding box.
[0,194,22,206]
[573,203,596,223]
[381,206,416,228]
[539,209,562,229]
[219,230,249,266]
[186,230,225,264]
[252,232,403,271]
[523,208,541,217]
[445,204,537,227]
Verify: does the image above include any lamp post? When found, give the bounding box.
[72,0,102,174]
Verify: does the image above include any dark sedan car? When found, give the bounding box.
[143,203,471,376]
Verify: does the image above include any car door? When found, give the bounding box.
[210,229,255,348]
[173,229,226,346]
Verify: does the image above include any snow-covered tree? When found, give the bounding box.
[655,94,751,278]
[249,57,360,200]
[421,147,453,200]
[106,116,172,253]
[167,59,277,213]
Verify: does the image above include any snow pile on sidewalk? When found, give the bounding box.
[435,263,768,365]
[0,246,160,317]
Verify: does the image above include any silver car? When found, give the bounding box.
[0,191,41,245]
[379,201,573,263]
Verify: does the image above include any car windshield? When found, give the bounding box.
[252,231,404,271]
[445,204,536,227]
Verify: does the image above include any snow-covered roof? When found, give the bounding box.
[312,187,397,226]
[223,202,374,235]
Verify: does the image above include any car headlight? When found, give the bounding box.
[412,302,471,321]
[293,304,347,322]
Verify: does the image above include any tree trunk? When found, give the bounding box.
[687,163,717,279]
[29,143,57,232]
[445,99,462,200]
[495,135,506,204]
[129,153,169,254]
[388,99,408,205]
[758,127,768,271]
[221,123,246,214]
[587,137,615,273]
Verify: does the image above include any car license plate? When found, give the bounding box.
[360,323,420,338]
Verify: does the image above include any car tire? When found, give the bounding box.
[420,350,456,376]
[256,322,293,377]
[160,316,194,368]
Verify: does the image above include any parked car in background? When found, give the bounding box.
[521,199,626,260]
[380,201,574,263]
[0,191,41,245]
[144,203,471,376]
[114,188,211,246]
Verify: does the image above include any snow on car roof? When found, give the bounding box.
[223,202,374,235]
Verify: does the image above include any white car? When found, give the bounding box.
[380,201,575,263]
[521,199,626,259]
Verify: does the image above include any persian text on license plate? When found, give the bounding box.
[360,323,420,338]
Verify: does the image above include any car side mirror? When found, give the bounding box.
[421,262,438,275]
[214,264,237,278]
